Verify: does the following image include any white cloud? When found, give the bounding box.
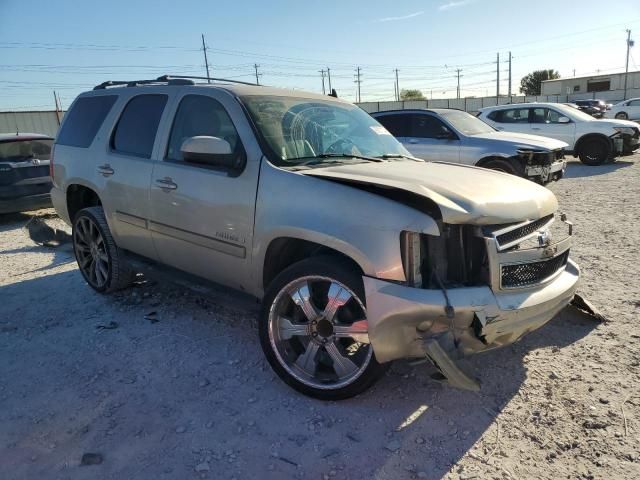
[374,11,425,23]
[439,0,476,11]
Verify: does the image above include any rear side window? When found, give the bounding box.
[56,96,117,148]
[112,94,167,158]
[375,114,410,137]
[494,108,530,123]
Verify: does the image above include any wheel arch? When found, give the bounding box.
[262,236,366,293]
[66,183,102,222]
[574,133,612,154]
[476,154,512,168]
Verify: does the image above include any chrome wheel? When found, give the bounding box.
[268,275,372,390]
[74,216,110,289]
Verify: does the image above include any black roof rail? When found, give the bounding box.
[157,75,260,86]
[93,78,194,90]
[93,75,260,90]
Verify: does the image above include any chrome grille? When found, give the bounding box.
[501,250,569,289]
[495,214,554,249]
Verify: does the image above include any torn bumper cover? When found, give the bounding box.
[363,259,579,370]
[518,148,566,182]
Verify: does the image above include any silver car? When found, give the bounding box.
[372,109,567,184]
[51,77,580,399]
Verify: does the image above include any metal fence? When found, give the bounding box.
[358,88,640,114]
[0,111,64,138]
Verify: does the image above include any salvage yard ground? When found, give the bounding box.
[1,157,639,480]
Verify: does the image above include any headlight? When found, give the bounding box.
[400,231,423,287]
[613,127,636,135]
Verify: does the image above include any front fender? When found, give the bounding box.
[252,162,439,296]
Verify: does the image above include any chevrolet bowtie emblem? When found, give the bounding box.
[537,230,552,248]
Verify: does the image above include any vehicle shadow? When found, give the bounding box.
[0,261,601,480]
[563,159,634,178]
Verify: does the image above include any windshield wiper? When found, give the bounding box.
[376,154,424,162]
[292,153,383,166]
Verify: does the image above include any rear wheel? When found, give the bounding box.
[578,137,610,166]
[72,206,134,293]
[615,112,628,120]
[259,256,388,400]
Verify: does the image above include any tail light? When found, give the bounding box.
[49,144,55,183]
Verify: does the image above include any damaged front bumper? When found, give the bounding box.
[518,149,566,183]
[364,259,579,387]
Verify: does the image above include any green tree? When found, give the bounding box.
[400,89,425,100]
[519,69,561,95]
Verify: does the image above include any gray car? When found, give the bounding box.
[0,133,53,214]
[51,76,579,399]
[372,109,567,184]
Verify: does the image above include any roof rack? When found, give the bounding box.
[93,75,259,90]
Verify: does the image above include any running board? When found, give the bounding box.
[423,339,480,391]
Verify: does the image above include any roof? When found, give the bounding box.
[371,108,465,115]
[541,69,640,83]
[84,76,349,104]
[479,102,561,111]
[0,133,53,142]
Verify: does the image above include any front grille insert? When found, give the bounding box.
[501,250,569,289]
[495,214,554,249]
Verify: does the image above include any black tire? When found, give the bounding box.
[481,158,525,177]
[615,112,628,120]
[259,256,388,400]
[72,206,134,293]
[578,137,610,166]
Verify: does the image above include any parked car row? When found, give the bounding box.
[372,109,567,184]
[478,102,640,165]
[43,76,581,399]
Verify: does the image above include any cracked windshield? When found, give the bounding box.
[242,95,413,166]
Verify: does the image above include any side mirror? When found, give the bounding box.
[558,116,571,124]
[181,136,235,168]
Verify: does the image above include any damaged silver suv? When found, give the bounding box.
[51,76,580,399]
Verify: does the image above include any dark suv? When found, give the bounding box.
[574,100,607,118]
[0,133,53,214]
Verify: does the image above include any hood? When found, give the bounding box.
[470,131,569,150]
[302,160,558,225]
[596,118,639,129]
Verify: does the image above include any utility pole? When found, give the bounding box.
[455,68,462,99]
[624,29,633,100]
[508,51,512,98]
[201,34,211,83]
[253,64,261,85]
[326,67,332,92]
[319,69,326,94]
[355,67,362,103]
[394,69,400,101]
[496,52,500,99]
[53,91,61,125]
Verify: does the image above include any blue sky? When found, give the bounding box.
[1,0,639,110]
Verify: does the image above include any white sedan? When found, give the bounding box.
[478,103,640,165]
[604,98,640,120]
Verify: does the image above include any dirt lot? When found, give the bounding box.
[1,157,639,480]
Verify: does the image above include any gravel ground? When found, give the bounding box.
[1,157,639,480]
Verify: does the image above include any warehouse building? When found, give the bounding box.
[541,70,640,102]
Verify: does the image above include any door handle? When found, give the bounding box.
[97,164,114,176]
[531,127,541,131]
[408,138,419,144]
[155,177,178,190]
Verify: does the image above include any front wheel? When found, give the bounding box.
[615,112,628,120]
[578,138,610,166]
[259,256,388,400]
